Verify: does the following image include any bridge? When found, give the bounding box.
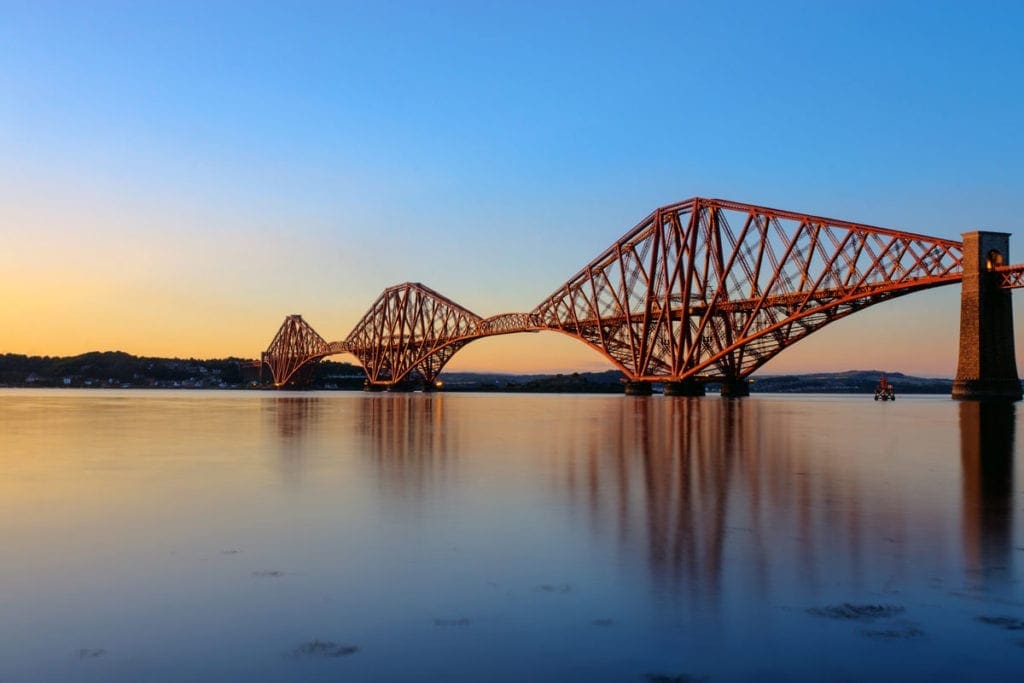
[261,197,1024,400]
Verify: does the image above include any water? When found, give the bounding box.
[1,390,1022,682]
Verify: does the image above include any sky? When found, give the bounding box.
[2,1,1023,376]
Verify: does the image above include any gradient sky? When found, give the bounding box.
[2,1,1023,376]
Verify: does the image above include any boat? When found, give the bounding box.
[874,374,895,401]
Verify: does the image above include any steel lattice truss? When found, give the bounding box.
[995,265,1024,290]
[264,314,331,387]
[532,198,964,380]
[343,283,486,385]
[261,197,995,387]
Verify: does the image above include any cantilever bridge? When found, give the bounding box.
[261,197,1024,398]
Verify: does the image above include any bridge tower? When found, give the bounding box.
[953,231,1022,401]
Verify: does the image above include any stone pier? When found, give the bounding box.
[953,231,1022,401]
[719,378,750,398]
[663,379,706,396]
[624,380,653,396]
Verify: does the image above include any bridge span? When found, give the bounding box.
[261,197,1024,400]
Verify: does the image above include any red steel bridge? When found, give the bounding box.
[261,197,1024,396]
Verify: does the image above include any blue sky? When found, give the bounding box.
[2,1,1023,374]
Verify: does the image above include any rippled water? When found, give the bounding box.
[0,390,1022,681]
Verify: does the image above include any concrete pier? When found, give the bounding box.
[663,379,706,396]
[624,380,653,396]
[719,378,750,398]
[953,231,1022,401]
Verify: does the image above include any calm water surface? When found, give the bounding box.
[1,390,1022,681]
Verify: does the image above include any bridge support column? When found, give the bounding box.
[363,382,388,392]
[953,231,1022,401]
[720,378,750,398]
[664,379,705,397]
[624,381,653,396]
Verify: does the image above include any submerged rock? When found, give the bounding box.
[862,626,925,640]
[806,603,905,621]
[535,583,571,594]
[976,616,1024,630]
[643,673,708,683]
[291,640,359,658]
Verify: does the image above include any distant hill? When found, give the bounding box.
[0,352,960,394]
[746,370,952,394]
[441,369,626,393]
[442,369,953,394]
[0,352,362,389]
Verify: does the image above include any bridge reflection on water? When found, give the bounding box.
[269,393,1017,606]
[960,400,1015,586]
[3,390,1019,680]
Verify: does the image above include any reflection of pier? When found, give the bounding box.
[960,401,1015,582]
[564,398,1019,605]
[632,398,734,599]
[270,396,323,484]
[272,396,321,439]
[268,391,1019,607]
[359,394,455,499]
[561,401,770,602]
[558,397,883,606]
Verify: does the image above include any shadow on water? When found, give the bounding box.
[960,400,1015,586]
